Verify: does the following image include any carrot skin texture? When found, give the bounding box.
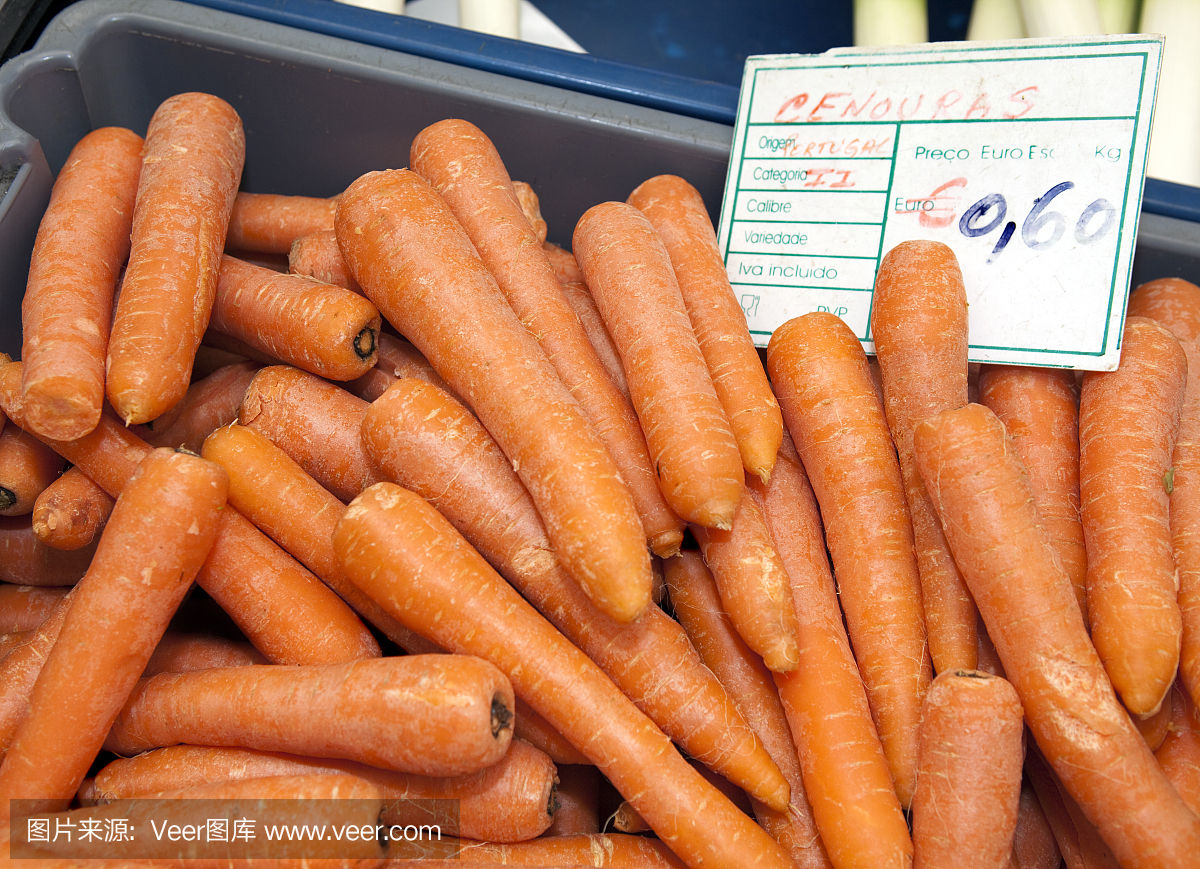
[288,228,361,292]
[142,631,269,675]
[627,174,783,483]
[767,311,931,808]
[0,586,74,755]
[19,127,142,441]
[335,169,653,624]
[333,483,796,869]
[1011,780,1062,869]
[345,331,456,403]
[31,464,115,550]
[0,584,70,633]
[1079,316,1186,717]
[0,424,66,516]
[871,240,976,674]
[226,191,339,254]
[0,448,228,815]
[1127,277,1200,342]
[1155,680,1200,816]
[411,120,684,561]
[0,515,97,585]
[558,278,632,403]
[106,92,246,425]
[134,358,261,454]
[912,402,1200,869]
[911,669,1025,869]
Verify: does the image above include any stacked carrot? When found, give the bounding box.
[2,93,1200,869]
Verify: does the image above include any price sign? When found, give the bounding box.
[717,35,1163,370]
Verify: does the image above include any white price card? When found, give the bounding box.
[717,35,1163,370]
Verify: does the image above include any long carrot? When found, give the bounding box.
[1079,315,1186,717]
[0,447,228,816]
[335,168,653,624]
[977,364,1087,624]
[870,239,976,674]
[627,174,783,483]
[18,126,142,441]
[411,119,684,562]
[0,423,66,516]
[31,464,115,550]
[557,278,631,403]
[911,669,1025,869]
[911,401,1200,869]
[226,191,339,254]
[766,311,931,808]
[105,91,245,425]
[573,200,744,531]
[333,482,796,869]
[360,376,790,812]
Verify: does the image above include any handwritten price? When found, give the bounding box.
[958,182,1117,263]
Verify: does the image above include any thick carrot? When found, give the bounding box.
[345,332,456,404]
[133,358,262,454]
[142,631,269,675]
[0,423,66,516]
[334,482,796,869]
[335,168,653,624]
[752,434,914,869]
[1079,315,1186,717]
[911,401,1200,869]
[663,550,831,869]
[558,279,632,403]
[627,174,783,483]
[31,465,115,550]
[0,584,70,633]
[1155,679,1200,816]
[410,119,683,562]
[288,228,360,292]
[573,200,744,531]
[105,92,245,425]
[226,190,339,254]
[870,239,976,674]
[210,254,380,381]
[360,377,790,812]
[512,179,548,244]
[766,311,931,808]
[0,515,96,585]
[0,448,228,815]
[104,656,514,778]
[0,360,382,666]
[1127,277,1200,342]
[977,364,1087,624]
[18,126,142,441]
[910,669,1025,869]
[1011,780,1062,869]
[0,587,74,756]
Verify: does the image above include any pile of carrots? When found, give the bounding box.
[1,89,1199,869]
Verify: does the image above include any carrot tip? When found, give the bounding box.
[649,529,684,559]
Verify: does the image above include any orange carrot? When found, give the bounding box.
[288,228,361,292]
[31,465,115,550]
[1155,679,1200,816]
[558,279,631,403]
[0,423,66,516]
[0,448,228,816]
[870,239,976,674]
[1023,746,1120,869]
[133,358,262,454]
[105,655,514,779]
[627,174,783,483]
[512,180,548,244]
[0,587,74,757]
[1079,315,1186,717]
[360,376,790,812]
[541,241,584,284]
[1127,277,1200,342]
[226,190,339,254]
[410,119,683,562]
[18,127,142,441]
[105,92,245,425]
[0,514,97,586]
[344,331,457,404]
[0,585,70,633]
[911,669,1025,869]
[334,482,796,869]
[335,168,654,624]
[573,200,744,531]
[512,697,590,766]
[142,631,269,676]
[1011,779,1062,869]
[210,254,380,381]
[978,364,1087,624]
[911,401,1200,869]
[766,311,931,808]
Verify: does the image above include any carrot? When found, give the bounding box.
[210,254,380,381]
[542,241,585,285]
[911,401,1200,869]
[226,190,339,254]
[345,331,457,404]
[105,92,245,425]
[545,764,602,836]
[573,200,744,531]
[751,433,913,869]
[558,279,632,403]
[1078,315,1186,717]
[512,179,548,244]
[910,669,1025,869]
[662,550,831,869]
[0,423,66,516]
[1011,780,1062,869]
[0,587,74,757]
[627,174,783,483]
[1127,277,1200,342]
[1023,746,1120,869]
[388,833,688,867]
[0,514,97,586]
[334,482,796,869]
[977,364,1087,624]
[1155,679,1200,816]
[870,239,976,674]
[0,360,383,666]
[18,126,142,442]
[288,228,361,292]
[1131,695,1173,751]
[335,168,654,624]
[31,465,115,550]
[360,377,791,812]
[766,311,931,808]
[142,631,269,675]
[0,448,228,816]
[199,420,440,656]
[0,584,70,633]
[410,119,684,562]
[104,655,514,778]
[512,697,590,765]
[133,358,262,454]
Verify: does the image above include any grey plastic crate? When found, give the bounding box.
[0,0,735,358]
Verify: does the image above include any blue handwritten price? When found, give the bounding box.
[957,182,1117,263]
